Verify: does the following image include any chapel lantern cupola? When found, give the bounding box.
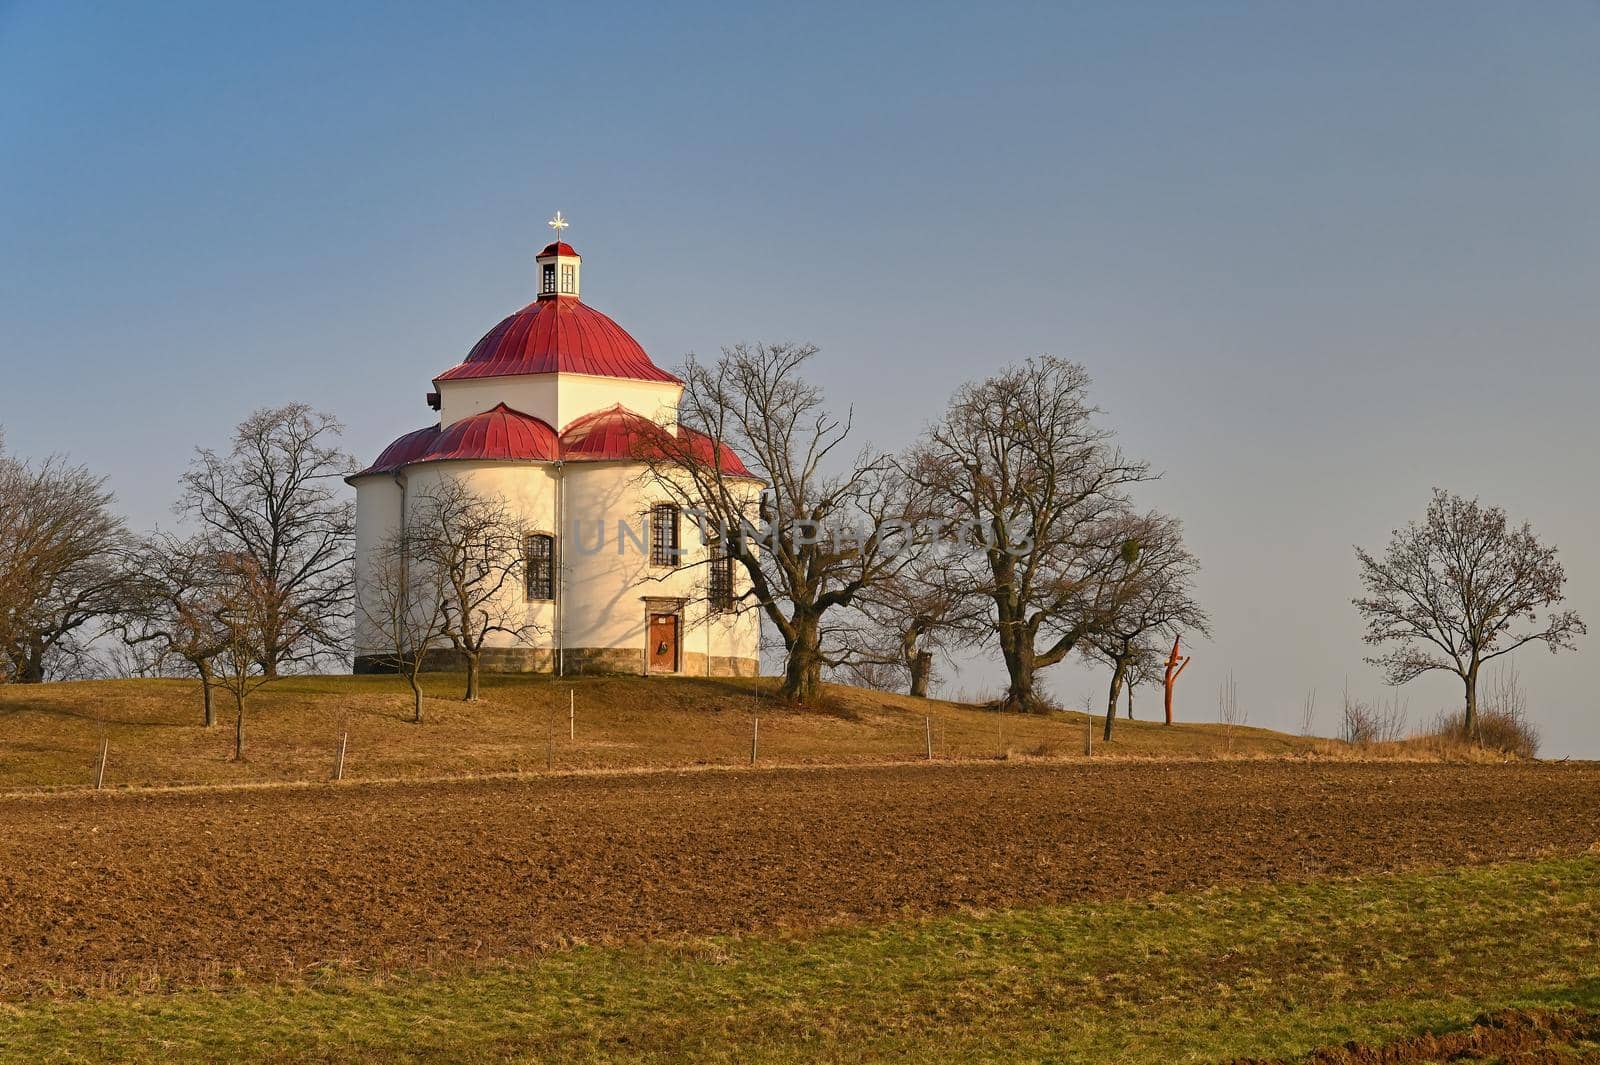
[536,210,581,300]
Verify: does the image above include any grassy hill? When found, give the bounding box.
[0,672,1321,791]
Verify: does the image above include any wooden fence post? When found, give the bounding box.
[1083,716,1093,757]
[334,732,347,781]
[925,715,933,760]
[93,738,108,790]
[569,689,575,740]
[750,715,759,765]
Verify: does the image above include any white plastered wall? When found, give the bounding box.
[351,457,760,670]
[436,374,682,432]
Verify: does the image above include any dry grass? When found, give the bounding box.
[0,673,1323,791]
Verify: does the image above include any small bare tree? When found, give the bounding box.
[1217,670,1246,751]
[406,478,534,702]
[1120,642,1163,720]
[0,437,134,683]
[1298,688,1318,737]
[1081,512,1209,741]
[358,528,450,722]
[838,546,986,698]
[651,343,916,703]
[1355,489,1584,738]
[212,555,279,761]
[180,404,355,675]
[116,534,231,726]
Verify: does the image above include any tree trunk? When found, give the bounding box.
[197,660,216,728]
[1103,657,1128,742]
[18,637,46,683]
[464,653,481,702]
[232,693,246,761]
[1126,680,1134,720]
[409,671,424,723]
[779,614,824,703]
[909,650,933,699]
[1463,661,1480,739]
[999,639,1043,714]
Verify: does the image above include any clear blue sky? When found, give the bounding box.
[3,2,1597,752]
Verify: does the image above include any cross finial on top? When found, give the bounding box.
[547,211,570,239]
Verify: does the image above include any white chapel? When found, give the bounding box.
[349,217,761,677]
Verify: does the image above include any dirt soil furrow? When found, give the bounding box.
[1,761,1597,996]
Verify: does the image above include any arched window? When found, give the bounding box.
[650,504,680,567]
[525,533,555,600]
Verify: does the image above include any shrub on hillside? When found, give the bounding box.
[1340,684,1407,746]
[1426,665,1541,759]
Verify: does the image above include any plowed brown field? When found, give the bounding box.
[1,761,1597,996]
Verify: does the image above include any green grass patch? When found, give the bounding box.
[4,856,1598,1063]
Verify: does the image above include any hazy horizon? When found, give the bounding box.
[3,2,1596,753]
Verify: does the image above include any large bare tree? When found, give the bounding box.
[116,533,231,726]
[179,405,354,675]
[406,477,535,702]
[1355,488,1584,737]
[0,437,133,683]
[905,356,1152,712]
[652,343,916,703]
[1080,512,1209,741]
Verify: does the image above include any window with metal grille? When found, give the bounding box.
[560,263,575,293]
[542,263,557,294]
[525,533,554,600]
[708,539,735,612]
[650,504,679,567]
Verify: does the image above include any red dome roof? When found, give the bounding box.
[354,405,753,480]
[434,298,680,384]
[676,424,753,478]
[559,404,667,460]
[538,241,579,258]
[351,405,558,478]
[359,425,441,475]
[559,405,752,476]
[424,403,560,463]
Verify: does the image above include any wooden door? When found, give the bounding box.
[648,613,679,673]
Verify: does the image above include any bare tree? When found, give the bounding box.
[1121,642,1163,720]
[0,438,133,683]
[212,554,279,761]
[1298,688,1318,737]
[1217,670,1246,752]
[652,343,916,703]
[406,477,535,702]
[905,357,1153,712]
[1354,489,1584,738]
[357,528,450,722]
[179,405,355,676]
[1082,512,1210,741]
[115,534,231,726]
[838,547,986,698]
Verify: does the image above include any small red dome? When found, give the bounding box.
[355,405,753,481]
[421,403,560,463]
[677,424,753,478]
[434,298,680,384]
[560,404,670,460]
[353,425,441,477]
[538,241,579,258]
[559,404,753,476]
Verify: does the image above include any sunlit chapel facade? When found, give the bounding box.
[349,220,760,677]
